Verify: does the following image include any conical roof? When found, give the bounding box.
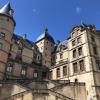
[0,2,14,17]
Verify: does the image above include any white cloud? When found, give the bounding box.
[76,7,82,14]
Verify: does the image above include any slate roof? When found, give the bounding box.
[0,2,13,17]
[0,2,16,26]
[13,34,35,50]
[36,28,55,43]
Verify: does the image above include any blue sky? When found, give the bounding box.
[0,0,100,42]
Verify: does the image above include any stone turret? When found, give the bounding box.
[0,2,15,80]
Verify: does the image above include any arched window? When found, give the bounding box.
[75,78,78,83]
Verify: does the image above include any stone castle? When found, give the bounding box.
[0,2,100,100]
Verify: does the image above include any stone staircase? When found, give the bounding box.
[1,89,75,100]
[1,79,75,100]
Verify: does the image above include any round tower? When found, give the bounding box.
[0,2,15,80]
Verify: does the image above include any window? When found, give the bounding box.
[72,32,76,37]
[46,41,49,44]
[0,43,3,49]
[16,48,22,60]
[55,96,59,100]
[6,63,13,73]
[73,49,77,58]
[73,62,78,73]
[78,47,82,56]
[75,78,78,82]
[72,40,76,46]
[93,46,98,55]
[63,66,67,76]
[45,60,47,64]
[34,53,37,59]
[40,42,42,44]
[0,32,5,39]
[21,67,27,77]
[77,37,81,43]
[79,60,85,72]
[60,53,63,59]
[37,55,40,60]
[34,70,38,78]
[57,68,60,77]
[50,71,53,79]
[96,60,100,70]
[46,48,47,50]
[91,36,95,42]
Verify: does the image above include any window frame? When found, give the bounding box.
[60,53,63,59]
[96,60,100,70]
[6,63,13,74]
[79,60,85,72]
[93,46,98,55]
[21,67,27,77]
[72,40,76,46]
[33,70,38,78]
[73,49,77,58]
[57,68,60,78]
[78,47,82,56]
[73,62,78,74]
[63,66,67,76]
[77,37,81,44]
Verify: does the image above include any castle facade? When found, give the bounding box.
[0,2,100,100]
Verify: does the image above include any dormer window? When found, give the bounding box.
[72,32,76,37]
[60,53,63,59]
[9,9,14,16]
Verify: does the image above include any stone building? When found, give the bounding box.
[50,24,100,100]
[0,2,99,100]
